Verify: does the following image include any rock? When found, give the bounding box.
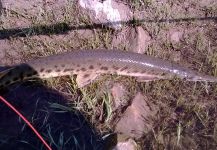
[112,26,151,53]
[79,0,132,29]
[115,92,158,139]
[130,26,152,54]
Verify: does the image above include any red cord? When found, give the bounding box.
[0,96,52,150]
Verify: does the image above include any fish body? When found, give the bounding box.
[0,49,217,88]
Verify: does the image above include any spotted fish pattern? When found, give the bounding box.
[0,49,217,88]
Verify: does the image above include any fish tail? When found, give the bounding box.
[0,67,15,88]
[0,64,38,88]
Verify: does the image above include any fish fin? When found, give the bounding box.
[136,76,162,82]
[76,73,99,88]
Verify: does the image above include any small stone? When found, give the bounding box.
[111,83,126,109]
[112,138,137,150]
[169,29,183,43]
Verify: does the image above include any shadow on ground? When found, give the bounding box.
[0,66,112,150]
[0,16,216,39]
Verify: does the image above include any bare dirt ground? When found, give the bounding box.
[0,0,217,149]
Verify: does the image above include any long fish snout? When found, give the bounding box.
[186,73,217,82]
[172,67,217,82]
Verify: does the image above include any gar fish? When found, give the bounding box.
[0,49,217,88]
